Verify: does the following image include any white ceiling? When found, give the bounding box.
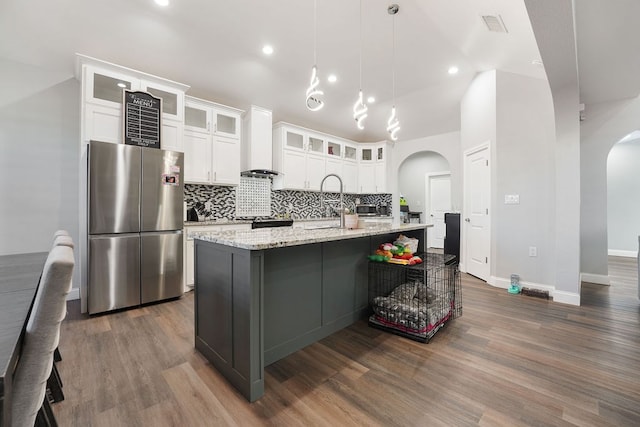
[0,0,636,142]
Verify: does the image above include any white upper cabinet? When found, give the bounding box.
[273,122,388,194]
[358,142,388,193]
[77,55,189,152]
[183,96,243,186]
[273,126,325,191]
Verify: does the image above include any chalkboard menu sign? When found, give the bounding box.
[123,90,162,149]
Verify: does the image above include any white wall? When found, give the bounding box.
[397,151,450,215]
[580,95,640,277]
[460,70,496,153]
[0,62,80,292]
[607,139,640,253]
[461,70,559,293]
[495,71,556,287]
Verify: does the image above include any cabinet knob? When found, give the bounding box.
[465,218,471,222]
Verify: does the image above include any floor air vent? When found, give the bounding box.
[521,287,549,299]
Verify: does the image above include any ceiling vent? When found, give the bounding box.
[482,15,508,33]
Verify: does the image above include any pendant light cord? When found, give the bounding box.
[314,0,318,65]
[391,11,395,106]
[359,0,363,90]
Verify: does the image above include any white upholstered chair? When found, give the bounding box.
[11,245,74,427]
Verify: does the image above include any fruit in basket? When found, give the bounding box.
[394,253,413,260]
[408,256,423,265]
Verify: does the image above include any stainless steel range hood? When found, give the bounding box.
[241,169,279,178]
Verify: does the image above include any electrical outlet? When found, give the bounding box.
[504,194,520,204]
[529,246,537,257]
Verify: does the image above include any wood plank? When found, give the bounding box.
[52,256,640,426]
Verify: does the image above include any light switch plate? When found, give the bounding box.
[504,194,520,204]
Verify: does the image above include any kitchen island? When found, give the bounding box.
[192,223,430,401]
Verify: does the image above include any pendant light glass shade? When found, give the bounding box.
[353,0,367,129]
[306,0,324,111]
[353,90,368,129]
[306,65,324,111]
[387,106,400,141]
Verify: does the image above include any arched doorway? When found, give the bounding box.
[607,132,640,258]
[397,151,451,249]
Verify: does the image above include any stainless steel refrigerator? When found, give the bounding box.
[88,140,184,314]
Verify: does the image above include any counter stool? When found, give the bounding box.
[11,245,74,426]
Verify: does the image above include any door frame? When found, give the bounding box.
[461,142,491,278]
[424,171,451,249]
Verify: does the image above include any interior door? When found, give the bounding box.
[464,145,490,281]
[427,174,451,249]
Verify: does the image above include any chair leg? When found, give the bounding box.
[54,347,62,362]
[36,396,59,427]
[46,363,65,403]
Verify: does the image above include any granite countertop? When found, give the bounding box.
[192,223,431,250]
[184,217,345,227]
[184,219,252,227]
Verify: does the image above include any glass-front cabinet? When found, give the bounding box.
[184,98,240,139]
[184,103,210,133]
[78,56,189,152]
[183,96,243,186]
[272,122,388,194]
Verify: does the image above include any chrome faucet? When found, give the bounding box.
[320,173,345,229]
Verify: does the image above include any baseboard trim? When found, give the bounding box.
[608,249,637,258]
[489,276,579,306]
[67,287,80,301]
[552,291,581,306]
[580,273,610,286]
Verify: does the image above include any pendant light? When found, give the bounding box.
[387,4,400,141]
[353,0,368,129]
[306,0,324,111]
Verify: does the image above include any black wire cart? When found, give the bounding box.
[368,253,462,342]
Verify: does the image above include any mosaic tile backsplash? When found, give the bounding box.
[185,182,392,220]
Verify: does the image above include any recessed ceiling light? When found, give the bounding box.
[327,74,337,83]
[448,66,459,75]
[154,0,169,6]
[117,82,127,88]
[367,96,375,103]
[262,45,274,55]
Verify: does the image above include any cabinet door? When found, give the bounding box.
[344,145,357,162]
[84,104,122,144]
[306,154,326,191]
[184,131,212,183]
[184,103,211,134]
[359,163,376,193]
[281,150,307,190]
[213,109,240,139]
[85,66,138,108]
[343,161,358,194]
[212,136,240,186]
[161,120,184,152]
[324,157,343,193]
[284,129,306,151]
[142,81,184,122]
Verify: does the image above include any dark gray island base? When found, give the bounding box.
[193,225,427,402]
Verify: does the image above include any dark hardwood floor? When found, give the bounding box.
[53,258,640,426]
